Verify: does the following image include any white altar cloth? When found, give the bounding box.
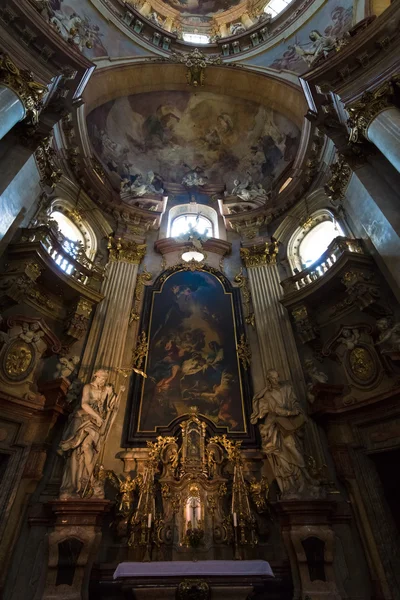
[113,560,274,579]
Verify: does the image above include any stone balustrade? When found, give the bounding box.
[20,226,104,289]
[280,237,364,295]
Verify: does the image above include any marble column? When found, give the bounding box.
[80,237,146,385]
[0,85,25,140]
[347,80,400,174]
[0,53,46,140]
[366,106,400,173]
[241,243,326,464]
[243,257,304,389]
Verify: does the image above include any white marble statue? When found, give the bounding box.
[250,369,319,499]
[295,30,336,66]
[121,171,164,197]
[337,328,360,350]
[229,174,270,202]
[58,369,125,498]
[376,318,400,354]
[54,355,80,380]
[182,168,208,187]
[304,359,328,404]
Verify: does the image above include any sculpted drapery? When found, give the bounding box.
[59,369,125,498]
[251,369,318,499]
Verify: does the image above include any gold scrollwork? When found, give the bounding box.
[129,266,152,325]
[237,334,251,369]
[4,340,34,379]
[0,53,47,126]
[168,47,221,87]
[240,239,278,268]
[324,155,352,202]
[347,80,395,143]
[177,579,210,600]
[234,268,255,329]
[107,236,146,265]
[349,346,374,381]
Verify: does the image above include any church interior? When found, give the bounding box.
[1,0,400,597]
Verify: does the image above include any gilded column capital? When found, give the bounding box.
[240,239,278,268]
[107,236,146,264]
[0,53,47,126]
[347,80,395,143]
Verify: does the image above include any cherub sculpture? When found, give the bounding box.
[376,318,400,355]
[109,473,142,516]
[54,355,80,380]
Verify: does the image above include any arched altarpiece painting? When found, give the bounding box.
[126,265,256,446]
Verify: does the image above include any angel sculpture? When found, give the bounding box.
[121,171,164,197]
[230,174,270,202]
[376,318,400,355]
[54,355,80,380]
[109,473,141,516]
[248,476,270,513]
[295,30,336,67]
[337,328,360,350]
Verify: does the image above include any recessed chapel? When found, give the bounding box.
[0,0,400,597]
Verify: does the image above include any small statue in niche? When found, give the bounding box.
[250,369,320,499]
[375,318,400,355]
[54,355,80,380]
[58,369,125,498]
[337,327,360,350]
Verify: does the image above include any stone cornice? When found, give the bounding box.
[155,237,231,257]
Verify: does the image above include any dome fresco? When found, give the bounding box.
[160,0,242,16]
[87,90,300,192]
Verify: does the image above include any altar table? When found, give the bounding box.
[112,560,275,599]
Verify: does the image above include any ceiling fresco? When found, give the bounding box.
[160,0,242,16]
[86,90,300,192]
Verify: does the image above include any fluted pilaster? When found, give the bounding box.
[247,263,304,392]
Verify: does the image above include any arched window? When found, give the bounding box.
[171,214,213,238]
[299,220,343,268]
[49,210,87,274]
[168,203,218,239]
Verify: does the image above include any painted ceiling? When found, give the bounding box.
[160,0,242,16]
[86,90,300,192]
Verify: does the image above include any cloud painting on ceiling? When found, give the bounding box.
[87,91,300,191]
[160,0,241,15]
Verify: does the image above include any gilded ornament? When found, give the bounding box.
[347,81,395,143]
[234,268,255,328]
[324,155,352,202]
[240,238,278,268]
[168,48,221,87]
[34,135,62,189]
[129,266,152,325]
[0,53,47,126]
[107,236,146,264]
[177,579,210,600]
[349,346,374,381]
[4,340,34,379]
[237,334,251,369]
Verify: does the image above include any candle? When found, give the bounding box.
[148,513,152,528]
[233,512,237,527]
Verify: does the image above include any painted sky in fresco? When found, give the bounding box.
[87,90,300,189]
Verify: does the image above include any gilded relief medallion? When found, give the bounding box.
[3,340,34,380]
